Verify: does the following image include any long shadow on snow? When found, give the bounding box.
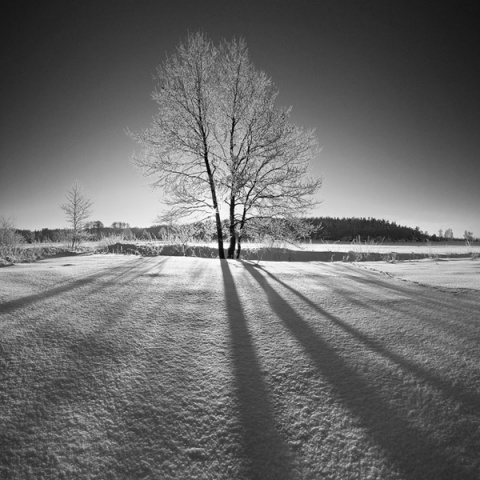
[330,280,480,352]
[249,265,480,415]
[0,257,152,315]
[243,262,478,480]
[0,258,172,476]
[338,264,479,320]
[321,264,480,345]
[46,257,170,374]
[337,265,480,348]
[0,258,160,364]
[1,258,170,400]
[221,260,293,480]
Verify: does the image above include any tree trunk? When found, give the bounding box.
[227,220,236,259]
[215,210,225,259]
[235,235,242,259]
[235,210,247,260]
[203,151,225,259]
[227,192,236,259]
[227,235,236,259]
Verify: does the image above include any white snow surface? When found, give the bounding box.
[360,258,480,291]
[1,254,479,479]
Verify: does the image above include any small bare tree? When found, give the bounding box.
[165,222,203,256]
[61,181,93,250]
[0,215,25,260]
[444,228,454,240]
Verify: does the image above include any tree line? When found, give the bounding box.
[306,217,429,242]
[305,217,477,243]
[14,219,307,245]
[14,216,476,245]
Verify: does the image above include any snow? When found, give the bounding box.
[1,254,479,479]
[359,258,480,291]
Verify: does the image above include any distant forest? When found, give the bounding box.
[305,217,430,242]
[15,217,472,244]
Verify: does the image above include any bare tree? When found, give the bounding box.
[464,230,474,242]
[111,222,130,230]
[130,33,321,259]
[61,181,93,250]
[212,38,321,258]
[130,33,226,257]
[0,215,25,260]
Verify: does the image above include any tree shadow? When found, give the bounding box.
[1,257,172,401]
[331,280,479,349]
[220,260,293,480]
[0,257,155,315]
[0,257,172,477]
[250,264,480,415]
[338,264,479,318]
[243,262,479,480]
[331,264,480,347]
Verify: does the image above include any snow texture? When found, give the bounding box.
[1,255,479,479]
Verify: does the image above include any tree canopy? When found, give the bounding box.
[130,32,321,258]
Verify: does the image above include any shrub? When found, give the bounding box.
[0,216,25,262]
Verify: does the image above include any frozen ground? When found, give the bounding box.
[1,255,479,479]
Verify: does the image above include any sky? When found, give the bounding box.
[1,0,479,238]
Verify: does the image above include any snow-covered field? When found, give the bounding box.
[296,240,480,255]
[1,255,479,479]
[361,258,480,291]
[249,241,480,262]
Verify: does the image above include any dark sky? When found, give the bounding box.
[1,0,479,237]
